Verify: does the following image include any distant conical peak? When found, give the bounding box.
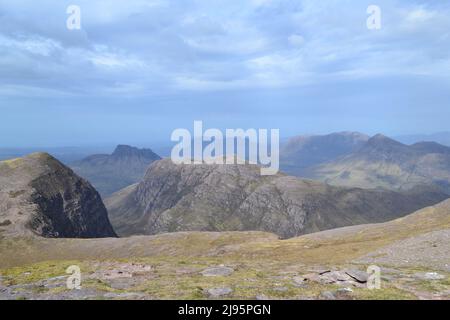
[370,133,389,140]
[112,145,159,159]
[367,134,404,147]
[112,145,138,154]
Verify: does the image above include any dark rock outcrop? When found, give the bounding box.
[0,153,116,238]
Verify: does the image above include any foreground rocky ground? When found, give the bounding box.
[1,199,449,300]
[0,252,449,300]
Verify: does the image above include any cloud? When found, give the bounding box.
[0,0,449,97]
[288,34,305,47]
[405,7,435,23]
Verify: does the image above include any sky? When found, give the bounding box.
[0,0,449,147]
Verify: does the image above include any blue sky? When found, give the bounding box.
[0,0,449,147]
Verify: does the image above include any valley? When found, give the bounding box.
[0,133,449,300]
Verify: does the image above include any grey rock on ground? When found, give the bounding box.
[345,270,369,283]
[302,270,366,287]
[200,266,234,277]
[337,287,353,294]
[320,291,337,300]
[206,287,233,298]
[414,272,446,280]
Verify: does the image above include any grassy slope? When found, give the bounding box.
[1,199,449,268]
[0,200,449,299]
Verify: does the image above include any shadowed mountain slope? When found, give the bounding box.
[0,153,116,238]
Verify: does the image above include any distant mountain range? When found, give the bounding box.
[105,158,447,238]
[0,146,114,164]
[395,132,450,147]
[309,134,450,193]
[0,153,116,238]
[1,135,449,300]
[2,132,449,240]
[280,132,369,176]
[71,145,161,197]
[281,132,450,194]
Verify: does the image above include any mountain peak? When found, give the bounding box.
[0,153,117,238]
[366,134,405,148]
[112,145,160,160]
[334,131,369,139]
[411,141,450,154]
[370,133,389,141]
[27,152,56,163]
[71,145,162,196]
[112,145,139,156]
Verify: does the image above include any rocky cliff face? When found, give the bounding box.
[71,145,161,197]
[0,153,116,238]
[106,159,448,238]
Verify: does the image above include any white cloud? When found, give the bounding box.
[0,0,449,97]
[88,47,147,69]
[0,35,62,56]
[405,8,436,23]
[288,34,305,47]
[251,0,273,8]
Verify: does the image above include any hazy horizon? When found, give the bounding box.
[1,130,450,151]
[1,0,449,147]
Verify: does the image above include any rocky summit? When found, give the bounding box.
[105,158,448,238]
[0,153,116,238]
[71,145,161,197]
